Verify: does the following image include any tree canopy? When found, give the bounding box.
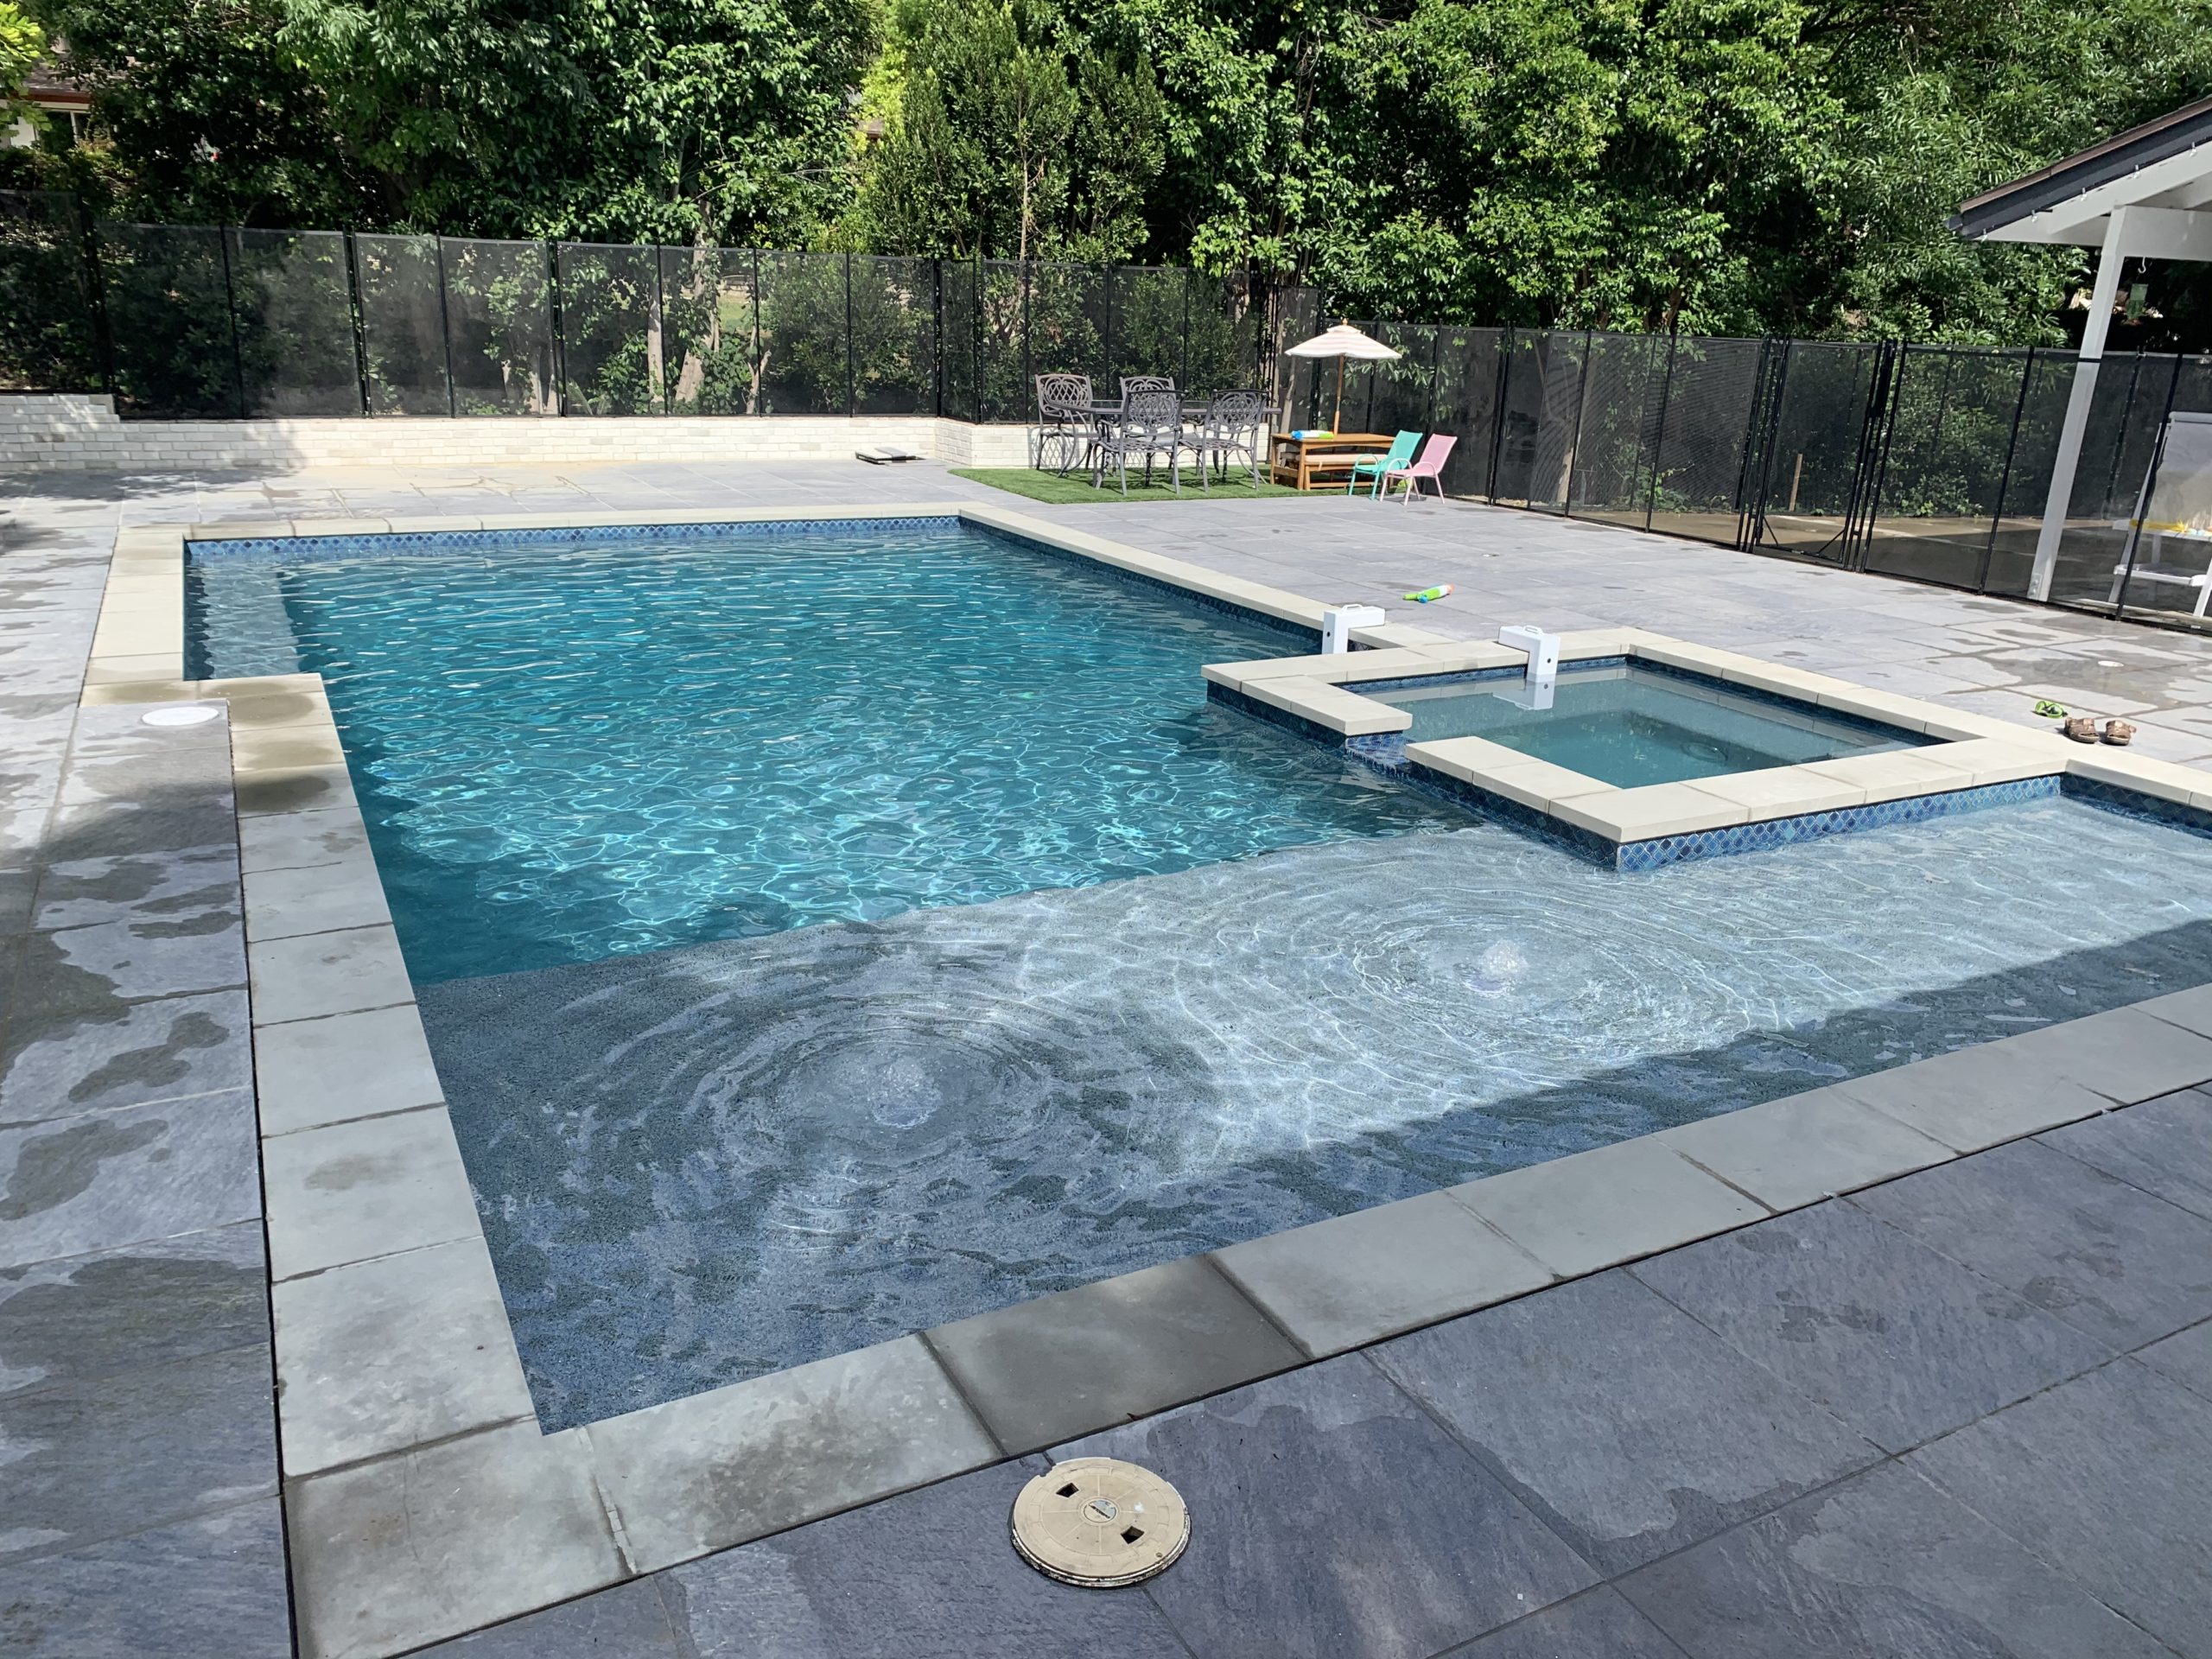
[8,0,2211,345]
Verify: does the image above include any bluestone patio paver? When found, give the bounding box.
[1851,1136,2212,1348]
[272,1234,535,1477]
[2038,1086,2212,1221]
[925,1255,1305,1453]
[260,1103,483,1280]
[1618,1459,2174,1659]
[1213,1187,1555,1357]
[1371,1268,1882,1574]
[1655,1085,1954,1210]
[242,853,394,941]
[1453,1586,1693,1658]
[0,1089,260,1263]
[286,1421,626,1659]
[2138,1318,2212,1402]
[1446,1135,1770,1279]
[0,1340,276,1567]
[0,1220,268,1395]
[1629,1198,2112,1452]
[0,1498,292,1659]
[0,986,252,1122]
[245,922,416,1024]
[1910,1358,2212,1657]
[416,1580,684,1656]
[1829,1039,2113,1152]
[251,1002,445,1135]
[237,804,371,873]
[29,843,240,931]
[651,1462,1194,1659]
[584,1335,1001,1573]
[1053,1354,1600,1659]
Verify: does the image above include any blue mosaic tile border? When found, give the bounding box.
[184,514,968,565]
[1616,776,2063,871]
[2063,773,2212,840]
[1205,680,1350,746]
[1395,760,1619,862]
[188,513,1322,647]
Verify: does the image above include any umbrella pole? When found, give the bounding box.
[1332,355,1344,431]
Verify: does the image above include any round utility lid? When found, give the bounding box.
[140,705,220,727]
[1010,1458,1189,1589]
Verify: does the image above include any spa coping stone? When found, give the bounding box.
[86,505,2212,1656]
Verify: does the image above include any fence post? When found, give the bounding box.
[434,237,457,417]
[547,242,567,416]
[750,248,764,416]
[342,232,371,416]
[843,252,856,417]
[1560,328,1593,516]
[1485,327,1511,502]
[932,259,944,420]
[2113,351,2184,620]
[75,198,118,398]
[1855,343,1907,571]
[1975,346,2037,594]
[1739,338,1790,552]
[1646,327,1681,531]
[216,226,249,418]
[1020,261,1033,424]
[652,243,669,416]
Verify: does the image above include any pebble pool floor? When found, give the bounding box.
[192,523,2212,1429]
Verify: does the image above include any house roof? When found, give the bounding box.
[1949,95,2212,249]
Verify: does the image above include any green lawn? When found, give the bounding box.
[950,466,1309,504]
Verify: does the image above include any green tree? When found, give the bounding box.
[29,0,375,224]
[278,0,873,244]
[855,0,1165,262]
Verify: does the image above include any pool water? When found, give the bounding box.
[189,523,1460,983]
[189,521,2212,1431]
[1377,664,1929,787]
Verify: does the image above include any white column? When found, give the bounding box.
[2028,207,2134,601]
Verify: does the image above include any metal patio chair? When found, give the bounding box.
[1191,390,1271,490]
[1092,386,1193,496]
[1118,376,1176,398]
[1032,373,1096,473]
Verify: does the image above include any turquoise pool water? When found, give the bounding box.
[189,520,2212,1430]
[189,522,1459,983]
[1376,663,1929,787]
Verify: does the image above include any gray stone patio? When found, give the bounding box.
[414,1090,2212,1659]
[6,459,2212,1657]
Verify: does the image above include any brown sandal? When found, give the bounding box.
[2101,720,2137,746]
[2063,717,2101,744]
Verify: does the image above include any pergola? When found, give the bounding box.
[1950,96,2212,601]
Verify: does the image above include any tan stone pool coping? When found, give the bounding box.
[85,505,2212,1657]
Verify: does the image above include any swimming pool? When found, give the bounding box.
[191,521,1458,983]
[1377,662,1929,787]
[192,518,2212,1429]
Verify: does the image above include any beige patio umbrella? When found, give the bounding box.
[1284,321,1402,431]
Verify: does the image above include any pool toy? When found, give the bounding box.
[1404,583,1453,603]
[2031,699,2068,719]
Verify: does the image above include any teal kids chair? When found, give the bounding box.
[1349,430,1421,498]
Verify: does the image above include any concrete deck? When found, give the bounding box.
[8,461,2212,1657]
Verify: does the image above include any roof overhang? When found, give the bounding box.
[1949,96,2212,255]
